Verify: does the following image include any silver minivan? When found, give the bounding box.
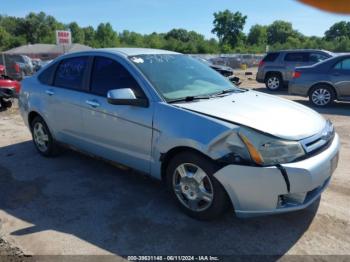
[19,48,340,220]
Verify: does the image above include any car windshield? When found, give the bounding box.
[130,54,238,101]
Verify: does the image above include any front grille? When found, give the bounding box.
[301,121,335,155]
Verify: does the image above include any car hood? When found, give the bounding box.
[174,90,326,140]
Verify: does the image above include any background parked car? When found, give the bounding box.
[31,58,42,72]
[195,57,240,85]
[289,54,350,107]
[256,49,334,91]
[0,64,21,110]
[13,54,34,76]
[0,54,26,80]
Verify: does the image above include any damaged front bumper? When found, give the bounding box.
[214,133,340,218]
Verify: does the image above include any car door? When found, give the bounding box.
[80,55,154,173]
[283,52,309,81]
[46,56,90,146]
[331,58,350,97]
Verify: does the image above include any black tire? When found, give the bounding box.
[166,152,230,220]
[30,116,59,157]
[0,98,12,109]
[265,73,283,91]
[309,85,335,107]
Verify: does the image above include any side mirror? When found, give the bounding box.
[107,88,148,107]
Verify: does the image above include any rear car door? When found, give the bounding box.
[331,58,350,97]
[283,52,309,81]
[46,56,90,146]
[80,55,154,173]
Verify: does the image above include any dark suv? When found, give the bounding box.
[256,50,334,90]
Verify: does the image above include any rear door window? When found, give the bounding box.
[284,53,308,62]
[90,56,145,98]
[54,56,89,90]
[334,58,350,70]
[263,53,279,62]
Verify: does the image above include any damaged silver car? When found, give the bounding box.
[19,48,340,220]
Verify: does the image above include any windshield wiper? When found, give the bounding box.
[213,88,245,97]
[168,95,211,103]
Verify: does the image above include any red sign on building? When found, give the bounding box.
[56,30,72,45]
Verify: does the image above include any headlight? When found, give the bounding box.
[238,128,305,166]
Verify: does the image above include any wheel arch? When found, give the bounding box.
[28,111,42,128]
[308,82,338,99]
[264,71,283,82]
[160,146,216,183]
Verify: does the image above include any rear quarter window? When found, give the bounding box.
[38,63,57,85]
[263,53,280,62]
[334,58,350,70]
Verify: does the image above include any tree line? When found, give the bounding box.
[0,10,349,54]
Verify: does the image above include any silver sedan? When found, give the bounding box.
[19,48,340,220]
[289,54,350,107]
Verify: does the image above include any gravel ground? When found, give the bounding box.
[0,71,349,260]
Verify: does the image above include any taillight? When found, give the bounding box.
[293,71,301,78]
[258,60,265,67]
[14,63,20,73]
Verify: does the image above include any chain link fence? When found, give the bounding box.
[191,54,265,69]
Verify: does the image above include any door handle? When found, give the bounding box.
[333,72,341,76]
[85,99,100,108]
[45,90,54,96]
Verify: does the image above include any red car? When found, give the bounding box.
[0,64,21,109]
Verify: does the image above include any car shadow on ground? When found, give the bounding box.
[0,141,319,257]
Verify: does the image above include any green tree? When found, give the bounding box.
[119,30,144,47]
[247,24,267,45]
[18,12,61,44]
[212,10,247,48]
[144,33,165,49]
[0,26,11,51]
[68,22,85,44]
[267,20,298,44]
[325,21,350,40]
[83,26,96,47]
[95,23,119,47]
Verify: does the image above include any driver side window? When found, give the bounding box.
[90,56,145,98]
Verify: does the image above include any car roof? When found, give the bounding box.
[82,48,180,57]
[270,49,332,54]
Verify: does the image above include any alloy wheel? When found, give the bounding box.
[267,76,280,90]
[172,163,214,212]
[311,88,331,106]
[33,122,49,152]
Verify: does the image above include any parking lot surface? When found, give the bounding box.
[0,77,349,258]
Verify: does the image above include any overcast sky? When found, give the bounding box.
[2,0,350,38]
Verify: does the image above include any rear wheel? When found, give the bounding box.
[265,73,283,91]
[166,152,229,220]
[309,85,335,107]
[30,116,59,157]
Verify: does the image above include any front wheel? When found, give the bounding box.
[166,152,229,220]
[309,85,335,107]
